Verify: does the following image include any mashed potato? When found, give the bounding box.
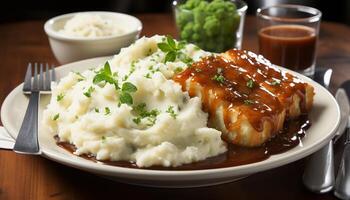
[42,35,227,167]
[59,14,125,38]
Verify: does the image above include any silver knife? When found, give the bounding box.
[334,82,350,199]
[334,90,350,144]
[303,68,335,193]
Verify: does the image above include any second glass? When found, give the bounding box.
[173,0,247,53]
[257,4,322,77]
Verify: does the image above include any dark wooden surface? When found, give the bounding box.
[0,14,349,200]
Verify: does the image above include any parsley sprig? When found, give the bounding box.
[119,82,137,105]
[93,62,119,89]
[157,36,188,63]
[93,62,138,105]
[120,82,138,105]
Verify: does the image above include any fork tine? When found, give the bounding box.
[32,63,38,91]
[23,63,32,92]
[45,63,50,91]
[39,63,44,90]
[51,64,56,84]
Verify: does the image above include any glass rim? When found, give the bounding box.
[256,4,322,23]
[172,0,248,13]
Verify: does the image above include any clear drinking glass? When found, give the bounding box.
[257,4,322,77]
[173,0,247,53]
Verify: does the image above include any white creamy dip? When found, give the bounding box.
[59,14,125,38]
[42,35,227,167]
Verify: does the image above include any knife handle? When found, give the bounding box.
[303,141,335,193]
[334,128,350,200]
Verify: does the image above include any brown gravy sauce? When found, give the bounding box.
[55,115,310,170]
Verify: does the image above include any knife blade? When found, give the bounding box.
[334,81,350,200]
[334,89,350,143]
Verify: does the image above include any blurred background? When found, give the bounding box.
[1,0,349,25]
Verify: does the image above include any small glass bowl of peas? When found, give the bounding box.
[173,0,247,53]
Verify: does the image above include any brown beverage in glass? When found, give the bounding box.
[257,5,321,77]
[259,25,317,71]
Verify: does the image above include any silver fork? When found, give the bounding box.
[13,63,55,154]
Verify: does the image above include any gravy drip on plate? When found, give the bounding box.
[173,49,309,133]
[55,115,310,170]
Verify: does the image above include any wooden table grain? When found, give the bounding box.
[0,14,350,200]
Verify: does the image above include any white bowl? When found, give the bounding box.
[44,11,142,64]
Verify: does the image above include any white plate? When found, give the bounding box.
[0,57,340,188]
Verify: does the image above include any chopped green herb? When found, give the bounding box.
[166,106,177,119]
[53,113,60,121]
[134,103,147,113]
[178,52,193,64]
[144,73,151,79]
[129,60,137,74]
[94,108,99,113]
[177,41,187,49]
[146,117,157,126]
[246,79,254,88]
[74,72,85,81]
[133,103,159,126]
[83,86,95,98]
[104,107,111,115]
[93,62,119,89]
[133,117,141,124]
[212,74,225,84]
[121,82,137,93]
[271,80,281,86]
[148,65,160,74]
[164,51,177,63]
[174,67,183,73]
[118,82,137,105]
[101,136,106,142]
[244,99,254,105]
[119,92,133,105]
[56,93,64,101]
[122,75,129,81]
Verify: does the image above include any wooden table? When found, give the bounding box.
[0,14,350,200]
